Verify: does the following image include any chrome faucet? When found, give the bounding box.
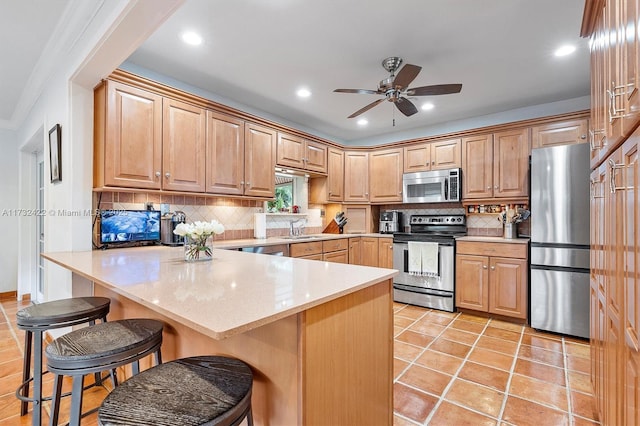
[290,218,306,237]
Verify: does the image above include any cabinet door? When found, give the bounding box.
[343,205,371,234]
[488,257,527,319]
[244,123,276,197]
[462,134,493,199]
[206,111,245,195]
[431,139,462,170]
[305,140,328,174]
[531,119,589,149]
[624,0,640,135]
[591,10,608,166]
[369,148,403,203]
[403,144,430,172]
[360,237,379,267]
[344,151,369,202]
[323,250,349,264]
[493,128,530,198]
[104,81,162,189]
[378,238,393,268]
[327,148,344,201]
[455,254,489,311]
[348,238,362,265]
[162,99,206,192]
[276,132,305,169]
[605,0,625,148]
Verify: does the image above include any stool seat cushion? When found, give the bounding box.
[16,297,110,328]
[98,356,253,426]
[46,319,163,368]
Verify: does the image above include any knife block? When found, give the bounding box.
[322,219,341,234]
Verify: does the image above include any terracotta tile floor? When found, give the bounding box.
[393,302,600,425]
[0,298,599,425]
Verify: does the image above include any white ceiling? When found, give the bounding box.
[2,0,590,144]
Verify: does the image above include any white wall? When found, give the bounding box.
[0,129,19,293]
[7,0,183,301]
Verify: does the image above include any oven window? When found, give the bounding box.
[406,181,442,198]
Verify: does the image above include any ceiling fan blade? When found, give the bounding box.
[348,98,386,118]
[406,84,463,96]
[334,89,381,95]
[393,64,422,89]
[395,97,418,117]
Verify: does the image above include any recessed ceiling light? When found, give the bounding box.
[357,119,368,126]
[421,102,435,111]
[181,31,203,46]
[296,88,311,98]
[554,45,576,57]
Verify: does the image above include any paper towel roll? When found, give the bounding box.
[254,213,266,239]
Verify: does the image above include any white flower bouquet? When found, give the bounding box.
[173,220,225,261]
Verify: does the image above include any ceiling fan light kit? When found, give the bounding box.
[334,56,462,119]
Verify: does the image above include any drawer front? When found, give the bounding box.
[322,238,349,253]
[456,241,527,259]
[290,241,323,257]
[323,250,349,264]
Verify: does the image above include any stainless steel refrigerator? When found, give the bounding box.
[530,143,590,338]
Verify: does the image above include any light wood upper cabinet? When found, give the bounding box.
[276,132,327,174]
[344,151,369,202]
[244,123,277,197]
[343,204,372,234]
[309,147,344,203]
[206,111,245,195]
[493,128,530,198]
[162,99,206,192]
[462,134,493,199]
[95,80,163,189]
[404,139,461,173]
[369,148,403,203]
[531,119,589,149]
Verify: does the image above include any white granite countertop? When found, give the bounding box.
[455,236,530,244]
[42,246,396,340]
[212,233,392,250]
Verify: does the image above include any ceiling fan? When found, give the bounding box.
[334,57,462,119]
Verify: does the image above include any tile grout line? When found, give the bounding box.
[421,316,493,425]
[0,301,23,357]
[495,320,525,422]
[562,337,575,424]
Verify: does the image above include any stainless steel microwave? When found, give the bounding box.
[402,168,461,203]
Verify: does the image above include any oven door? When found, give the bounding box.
[402,176,447,203]
[392,242,454,292]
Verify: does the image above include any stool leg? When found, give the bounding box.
[87,320,103,387]
[20,330,32,416]
[49,374,63,426]
[109,369,118,387]
[68,375,85,426]
[247,407,254,426]
[32,331,43,426]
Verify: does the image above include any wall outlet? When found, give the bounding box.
[320,209,325,217]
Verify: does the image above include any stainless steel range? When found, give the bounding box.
[393,214,466,312]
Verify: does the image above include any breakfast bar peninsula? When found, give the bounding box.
[42,246,396,425]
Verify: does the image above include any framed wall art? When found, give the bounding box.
[48,124,61,183]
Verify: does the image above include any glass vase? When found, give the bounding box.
[184,235,213,261]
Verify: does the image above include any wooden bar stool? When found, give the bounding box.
[45,318,164,426]
[97,355,253,426]
[15,296,111,426]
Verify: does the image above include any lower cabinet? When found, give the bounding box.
[378,237,393,269]
[290,239,349,263]
[455,241,528,320]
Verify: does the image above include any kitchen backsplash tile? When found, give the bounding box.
[94,192,322,240]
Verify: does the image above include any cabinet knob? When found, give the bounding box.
[483,265,487,269]
[491,266,495,270]
[432,161,435,165]
[155,171,161,178]
[580,134,587,140]
[486,186,491,190]
[165,172,170,178]
[240,181,245,185]
[246,182,250,186]
[494,185,498,189]
[389,245,393,249]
